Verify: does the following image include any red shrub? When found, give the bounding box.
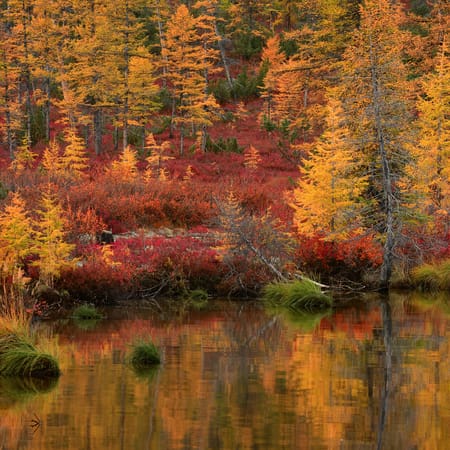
[294,234,382,280]
[60,236,224,302]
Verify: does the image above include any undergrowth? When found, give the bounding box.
[263,279,332,311]
[412,259,450,291]
[129,339,161,370]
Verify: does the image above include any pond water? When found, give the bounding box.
[0,292,449,450]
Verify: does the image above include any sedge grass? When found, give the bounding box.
[0,346,60,378]
[438,260,450,290]
[411,264,441,291]
[0,285,61,379]
[411,259,450,291]
[129,340,161,370]
[0,293,32,337]
[263,279,332,311]
[72,304,103,320]
[0,332,34,356]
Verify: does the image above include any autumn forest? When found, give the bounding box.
[0,0,449,308]
[0,1,449,448]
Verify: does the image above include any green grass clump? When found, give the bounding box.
[72,304,103,320]
[411,264,441,291]
[263,279,332,311]
[438,260,450,290]
[0,346,60,378]
[0,331,60,378]
[0,332,34,356]
[129,340,161,370]
[411,259,450,291]
[187,289,209,310]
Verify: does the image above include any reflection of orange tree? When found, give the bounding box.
[1,300,449,449]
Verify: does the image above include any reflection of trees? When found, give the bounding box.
[0,298,449,449]
[222,302,284,354]
[377,299,392,450]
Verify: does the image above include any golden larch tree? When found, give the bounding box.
[33,189,75,288]
[111,145,139,181]
[292,96,367,240]
[413,41,450,214]
[0,192,34,286]
[163,4,219,154]
[61,129,89,180]
[244,145,262,171]
[340,0,415,287]
[41,140,62,180]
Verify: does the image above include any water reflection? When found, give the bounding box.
[0,293,448,449]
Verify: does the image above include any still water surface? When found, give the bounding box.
[0,292,449,450]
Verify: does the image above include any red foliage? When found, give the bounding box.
[66,176,216,232]
[294,234,383,279]
[60,236,223,302]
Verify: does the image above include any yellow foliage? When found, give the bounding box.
[33,189,75,288]
[61,129,88,179]
[42,141,62,177]
[145,139,173,180]
[411,43,450,213]
[0,193,34,280]
[183,165,195,181]
[244,145,261,171]
[111,146,138,180]
[292,96,367,240]
[10,137,36,173]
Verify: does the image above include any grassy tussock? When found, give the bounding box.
[129,340,161,370]
[0,333,60,379]
[0,288,61,379]
[0,332,34,355]
[0,347,60,378]
[439,261,450,290]
[412,259,450,291]
[0,294,32,337]
[263,279,332,311]
[72,304,103,320]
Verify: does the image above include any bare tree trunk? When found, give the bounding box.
[201,125,207,152]
[179,124,184,156]
[21,0,32,146]
[114,125,119,151]
[214,22,233,90]
[169,97,176,138]
[155,3,168,87]
[122,0,130,150]
[369,35,396,289]
[377,298,392,450]
[93,108,102,155]
[44,75,51,142]
[57,54,76,128]
[2,49,15,158]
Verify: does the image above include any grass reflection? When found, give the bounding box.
[266,306,331,332]
[0,376,59,409]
